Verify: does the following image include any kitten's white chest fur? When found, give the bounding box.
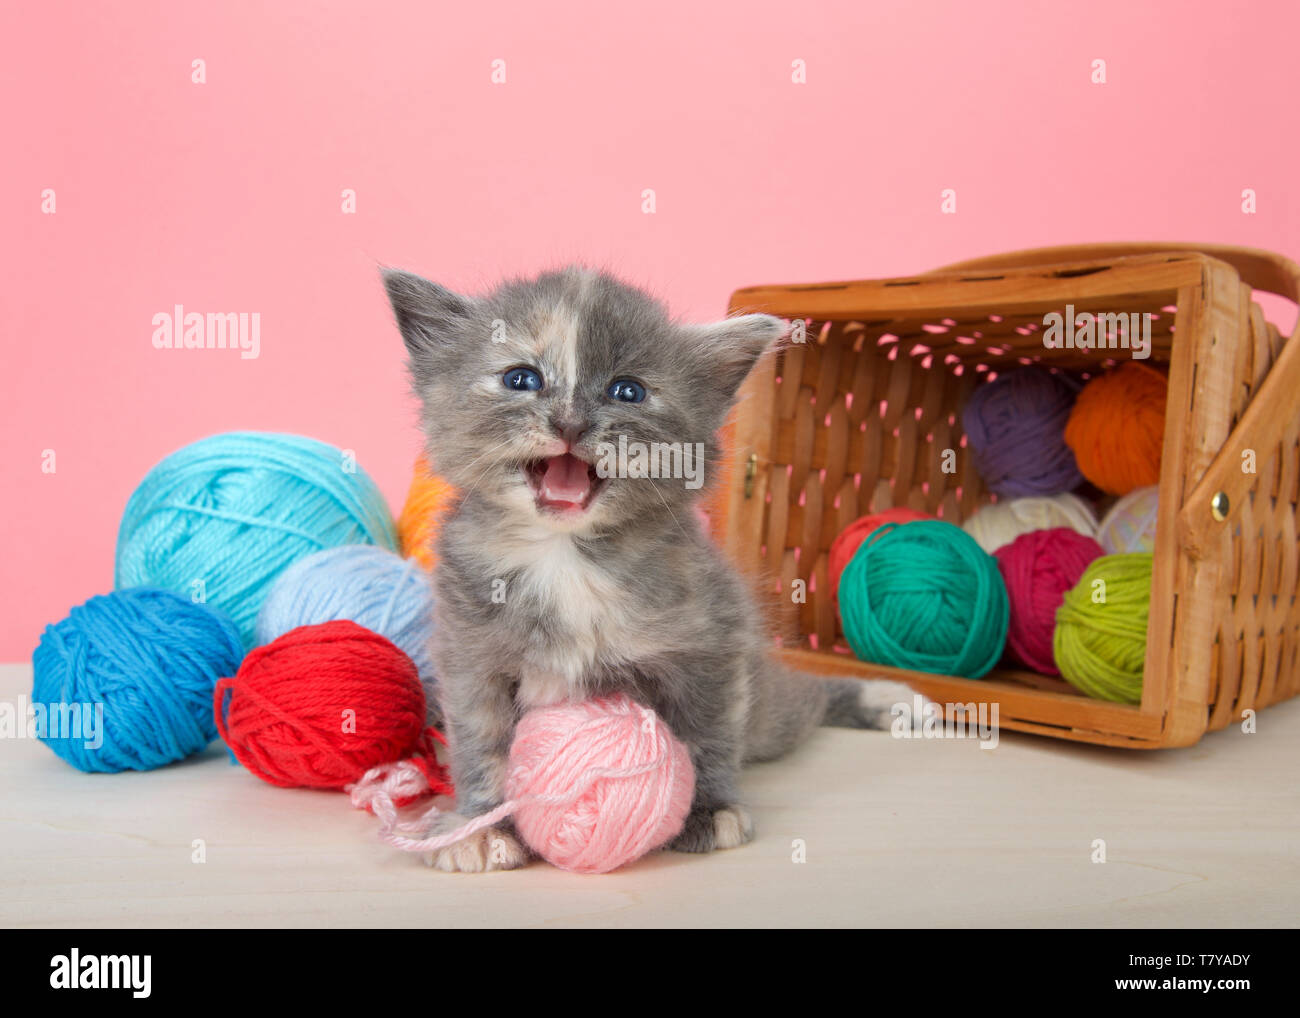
[492,525,646,708]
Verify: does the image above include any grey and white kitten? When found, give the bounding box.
[384,266,917,872]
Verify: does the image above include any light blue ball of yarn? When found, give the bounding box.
[255,544,437,696]
[115,432,399,649]
[32,588,244,773]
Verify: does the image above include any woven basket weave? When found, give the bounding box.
[720,243,1300,748]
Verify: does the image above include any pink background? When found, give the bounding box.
[2,0,1297,659]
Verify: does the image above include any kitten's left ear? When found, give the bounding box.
[683,314,789,398]
[382,268,480,358]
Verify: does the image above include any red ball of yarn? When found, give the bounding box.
[994,527,1104,675]
[828,507,931,599]
[214,619,447,793]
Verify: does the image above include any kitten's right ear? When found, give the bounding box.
[682,313,789,400]
[382,268,477,356]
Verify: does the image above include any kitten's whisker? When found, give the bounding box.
[426,436,521,526]
[446,434,522,479]
[646,478,691,542]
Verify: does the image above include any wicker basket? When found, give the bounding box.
[720,243,1300,748]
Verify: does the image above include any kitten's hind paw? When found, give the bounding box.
[669,804,754,853]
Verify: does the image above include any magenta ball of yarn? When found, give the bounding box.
[995,527,1104,674]
[506,695,695,874]
[963,367,1084,497]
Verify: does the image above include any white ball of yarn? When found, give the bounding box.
[962,493,1099,554]
[1096,485,1160,554]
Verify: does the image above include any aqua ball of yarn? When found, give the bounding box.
[838,520,1009,678]
[255,545,438,714]
[32,588,244,773]
[115,432,399,649]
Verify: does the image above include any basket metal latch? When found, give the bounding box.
[743,453,758,499]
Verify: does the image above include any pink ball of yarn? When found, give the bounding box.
[506,695,695,874]
[994,528,1104,675]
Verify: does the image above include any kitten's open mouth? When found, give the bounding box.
[524,453,606,514]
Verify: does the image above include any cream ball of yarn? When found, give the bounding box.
[962,493,1099,555]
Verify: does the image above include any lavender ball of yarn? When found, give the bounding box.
[962,367,1084,497]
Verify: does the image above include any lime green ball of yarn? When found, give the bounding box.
[1053,552,1152,704]
[837,520,1009,679]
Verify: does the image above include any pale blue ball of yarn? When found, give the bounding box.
[114,432,399,650]
[255,544,437,707]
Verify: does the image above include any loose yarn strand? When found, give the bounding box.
[349,743,673,854]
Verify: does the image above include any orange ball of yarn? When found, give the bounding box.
[398,456,454,569]
[1064,363,1168,496]
[828,507,930,599]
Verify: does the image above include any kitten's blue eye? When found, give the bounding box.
[608,378,646,403]
[503,367,543,392]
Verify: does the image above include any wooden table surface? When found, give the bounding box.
[2,663,1296,928]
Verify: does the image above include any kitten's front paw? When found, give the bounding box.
[669,804,754,854]
[423,813,530,873]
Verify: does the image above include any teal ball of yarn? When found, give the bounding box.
[31,588,244,773]
[837,519,1009,679]
[115,432,399,649]
[255,544,438,716]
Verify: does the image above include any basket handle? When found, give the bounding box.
[936,243,1300,556]
[934,242,1300,340]
[1178,291,1300,558]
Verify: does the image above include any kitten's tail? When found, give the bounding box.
[822,676,920,731]
[744,665,919,764]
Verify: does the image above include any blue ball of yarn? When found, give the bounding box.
[255,544,437,704]
[838,519,1010,679]
[115,432,399,649]
[32,588,244,773]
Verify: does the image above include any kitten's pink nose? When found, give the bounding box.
[551,416,589,449]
